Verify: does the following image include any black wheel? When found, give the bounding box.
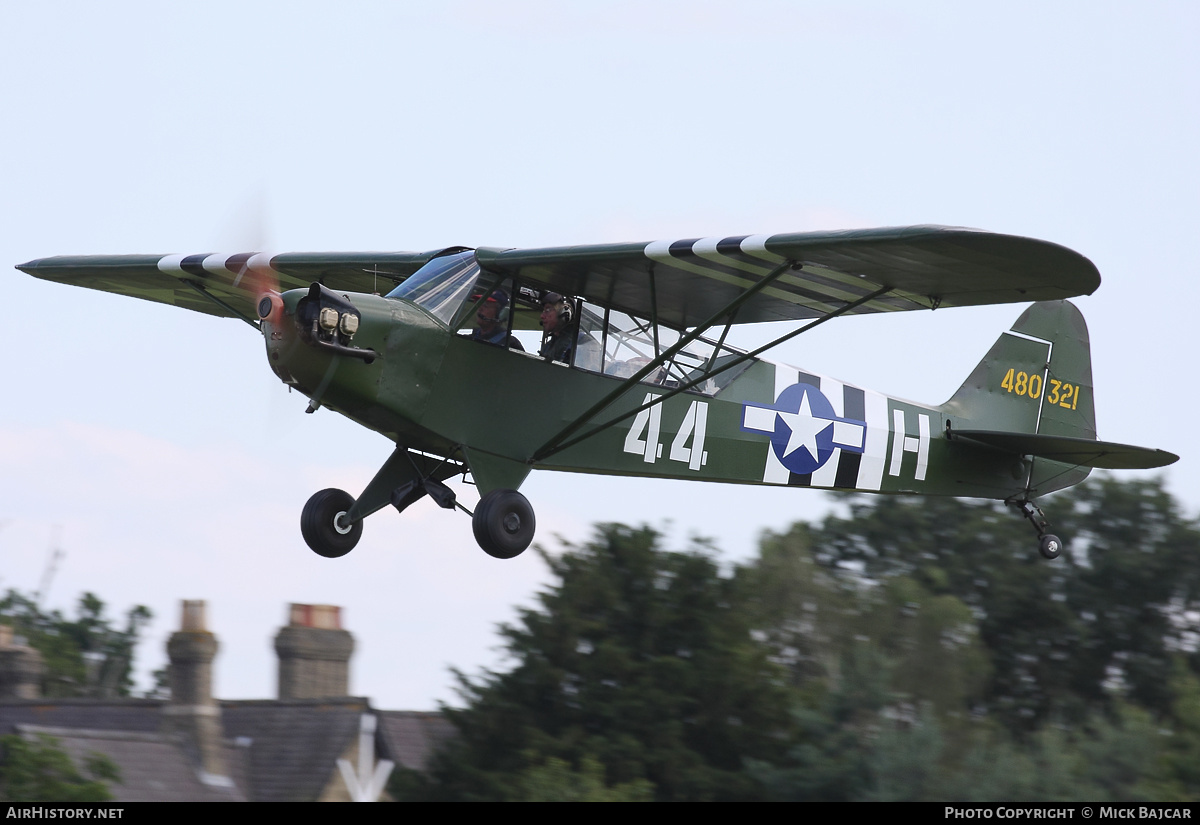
[472,489,535,559]
[301,488,362,558]
[1039,533,1063,561]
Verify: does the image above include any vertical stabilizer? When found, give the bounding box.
[941,300,1096,495]
[942,300,1096,439]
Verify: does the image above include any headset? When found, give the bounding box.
[478,291,511,326]
[542,292,573,327]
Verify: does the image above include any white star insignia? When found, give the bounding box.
[776,392,833,462]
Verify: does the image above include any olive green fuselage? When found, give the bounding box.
[263,289,1083,502]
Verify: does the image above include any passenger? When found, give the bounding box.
[469,290,524,351]
[539,292,599,370]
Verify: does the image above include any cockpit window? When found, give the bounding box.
[386,251,482,326]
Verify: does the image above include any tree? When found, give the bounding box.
[1053,478,1200,718]
[0,591,152,698]
[745,643,890,801]
[805,477,1200,730]
[740,476,1199,799]
[514,755,654,802]
[0,734,120,802]
[410,477,1200,800]
[415,525,795,801]
[1141,661,1200,801]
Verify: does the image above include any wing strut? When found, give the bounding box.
[180,279,261,330]
[532,285,890,461]
[531,257,797,460]
[530,260,892,462]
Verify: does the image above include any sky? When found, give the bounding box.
[1,1,1196,709]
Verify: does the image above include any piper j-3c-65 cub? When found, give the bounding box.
[17,226,1178,562]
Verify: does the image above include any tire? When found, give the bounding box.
[301,488,362,558]
[472,489,535,559]
[1039,533,1062,561]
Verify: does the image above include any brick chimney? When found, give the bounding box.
[274,604,354,699]
[0,625,44,699]
[162,600,230,785]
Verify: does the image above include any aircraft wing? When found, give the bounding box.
[18,227,1100,329]
[476,225,1101,329]
[15,251,440,320]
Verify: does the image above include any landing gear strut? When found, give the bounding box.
[393,474,536,559]
[1009,498,1063,561]
[300,447,537,560]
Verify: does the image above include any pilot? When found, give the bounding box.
[539,292,599,370]
[469,290,524,351]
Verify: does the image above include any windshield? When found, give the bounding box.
[386,251,482,326]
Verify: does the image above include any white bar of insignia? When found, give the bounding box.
[833,421,864,449]
[742,406,776,433]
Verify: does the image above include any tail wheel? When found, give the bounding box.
[1039,533,1063,561]
[472,489,535,559]
[301,488,362,558]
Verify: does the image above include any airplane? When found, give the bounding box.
[16,225,1178,562]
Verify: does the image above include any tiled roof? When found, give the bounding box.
[219,698,371,802]
[378,711,456,771]
[15,724,245,803]
[0,699,162,734]
[0,698,452,801]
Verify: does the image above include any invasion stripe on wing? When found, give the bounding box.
[710,236,912,305]
[646,236,923,314]
[672,240,856,308]
[156,252,281,291]
[645,240,838,312]
[699,236,875,304]
[744,234,927,312]
[647,239,845,313]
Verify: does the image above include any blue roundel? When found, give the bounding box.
[771,383,837,475]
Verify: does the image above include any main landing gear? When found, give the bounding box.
[1009,498,1063,561]
[300,488,363,558]
[472,489,536,560]
[300,477,536,560]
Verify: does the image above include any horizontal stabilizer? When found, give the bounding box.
[952,430,1178,470]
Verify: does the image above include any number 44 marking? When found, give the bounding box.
[624,394,709,471]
